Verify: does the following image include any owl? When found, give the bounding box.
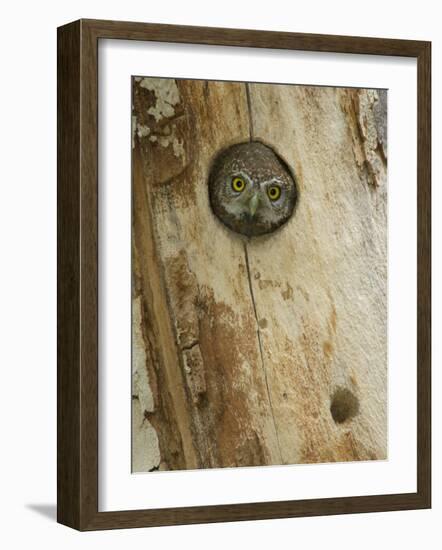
[208,141,297,237]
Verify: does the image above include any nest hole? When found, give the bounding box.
[330,387,360,424]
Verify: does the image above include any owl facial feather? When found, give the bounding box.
[209,141,297,237]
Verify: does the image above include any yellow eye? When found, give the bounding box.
[267,185,281,201]
[231,177,246,192]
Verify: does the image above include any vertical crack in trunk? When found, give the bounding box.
[243,82,282,462]
[243,241,283,462]
[245,83,255,141]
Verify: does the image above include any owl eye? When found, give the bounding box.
[231,176,246,193]
[267,185,281,201]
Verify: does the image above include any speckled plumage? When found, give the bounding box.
[208,141,297,237]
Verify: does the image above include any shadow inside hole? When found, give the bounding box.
[330,387,360,424]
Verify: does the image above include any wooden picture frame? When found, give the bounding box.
[57,19,431,530]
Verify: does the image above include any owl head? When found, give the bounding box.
[208,141,297,237]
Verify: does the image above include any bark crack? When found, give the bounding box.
[181,340,199,352]
[243,241,283,462]
[245,83,254,141]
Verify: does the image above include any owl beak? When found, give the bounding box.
[248,194,259,217]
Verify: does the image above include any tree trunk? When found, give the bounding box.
[131,77,387,472]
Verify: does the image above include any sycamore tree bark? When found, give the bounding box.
[131,77,387,472]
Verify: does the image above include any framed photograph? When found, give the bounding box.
[57,19,431,530]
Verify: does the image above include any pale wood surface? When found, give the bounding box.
[131,78,387,471]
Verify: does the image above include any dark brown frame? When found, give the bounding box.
[57,18,431,531]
